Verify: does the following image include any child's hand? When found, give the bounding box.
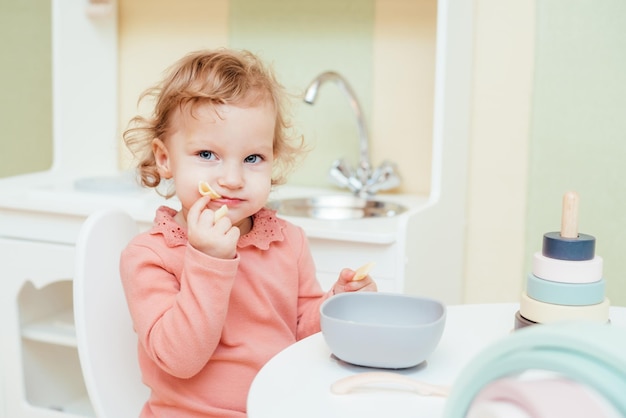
[186,195,239,259]
[331,267,378,295]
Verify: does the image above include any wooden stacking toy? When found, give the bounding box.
[515,191,610,329]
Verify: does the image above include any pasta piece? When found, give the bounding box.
[198,181,221,199]
[214,204,228,222]
[353,261,375,281]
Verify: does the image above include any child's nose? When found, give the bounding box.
[217,162,244,188]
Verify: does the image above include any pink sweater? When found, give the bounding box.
[120,206,330,417]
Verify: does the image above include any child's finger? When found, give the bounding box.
[187,195,213,223]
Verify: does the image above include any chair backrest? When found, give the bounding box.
[74,208,149,417]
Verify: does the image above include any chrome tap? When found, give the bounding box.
[304,71,400,197]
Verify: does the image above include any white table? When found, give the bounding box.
[247,303,626,418]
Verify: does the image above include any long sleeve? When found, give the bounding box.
[121,240,239,378]
[293,230,331,340]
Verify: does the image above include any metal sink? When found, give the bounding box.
[268,195,407,220]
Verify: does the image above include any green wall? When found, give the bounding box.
[0,0,53,177]
[230,0,375,187]
[525,0,626,305]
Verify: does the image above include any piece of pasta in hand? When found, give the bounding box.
[214,204,228,222]
[353,262,375,281]
[198,181,221,199]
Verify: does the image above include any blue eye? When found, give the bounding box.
[198,151,214,160]
[244,154,262,164]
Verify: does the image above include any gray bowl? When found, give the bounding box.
[320,292,446,369]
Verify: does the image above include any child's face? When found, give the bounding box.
[153,100,276,229]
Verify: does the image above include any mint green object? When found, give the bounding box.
[0,0,53,177]
[526,274,605,306]
[443,321,626,417]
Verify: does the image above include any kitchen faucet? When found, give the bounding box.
[304,71,401,197]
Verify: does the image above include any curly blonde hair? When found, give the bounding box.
[123,49,305,197]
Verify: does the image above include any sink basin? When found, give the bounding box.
[268,195,407,220]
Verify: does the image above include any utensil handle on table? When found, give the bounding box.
[331,372,450,397]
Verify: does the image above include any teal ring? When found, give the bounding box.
[526,273,605,306]
[442,322,626,417]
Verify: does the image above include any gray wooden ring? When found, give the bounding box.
[513,310,537,330]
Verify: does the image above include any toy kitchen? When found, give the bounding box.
[0,0,473,416]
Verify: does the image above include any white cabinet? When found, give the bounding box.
[0,173,164,417]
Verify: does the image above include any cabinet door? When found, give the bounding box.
[1,238,94,417]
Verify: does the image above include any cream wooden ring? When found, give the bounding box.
[519,291,610,324]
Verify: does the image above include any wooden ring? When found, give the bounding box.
[542,231,595,261]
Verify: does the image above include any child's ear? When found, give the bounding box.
[152,138,172,179]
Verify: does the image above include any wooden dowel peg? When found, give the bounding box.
[561,191,579,239]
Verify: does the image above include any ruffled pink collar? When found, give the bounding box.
[151,206,287,250]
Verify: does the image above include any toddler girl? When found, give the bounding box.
[120,48,377,418]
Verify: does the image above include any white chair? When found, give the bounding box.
[74,208,149,417]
